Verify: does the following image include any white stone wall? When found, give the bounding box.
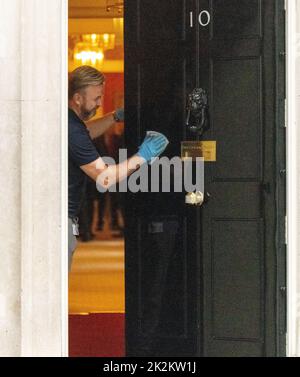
[20,0,68,357]
[0,0,67,356]
[0,0,22,357]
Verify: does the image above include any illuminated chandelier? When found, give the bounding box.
[74,33,116,67]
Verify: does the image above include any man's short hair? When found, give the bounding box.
[68,65,105,100]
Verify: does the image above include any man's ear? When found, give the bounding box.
[73,93,82,106]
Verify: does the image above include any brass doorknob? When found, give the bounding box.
[185,191,204,206]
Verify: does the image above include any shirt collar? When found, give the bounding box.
[68,108,83,123]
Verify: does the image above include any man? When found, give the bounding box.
[68,65,168,270]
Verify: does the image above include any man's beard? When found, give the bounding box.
[80,106,97,121]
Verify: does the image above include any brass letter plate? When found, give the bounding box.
[181,141,217,161]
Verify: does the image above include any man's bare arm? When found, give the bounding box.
[80,155,145,188]
[86,112,115,140]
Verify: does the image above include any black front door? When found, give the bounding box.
[124,0,286,357]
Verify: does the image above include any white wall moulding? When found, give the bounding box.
[20,0,68,356]
[0,0,67,358]
[0,0,22,357]
[60,0,69,358]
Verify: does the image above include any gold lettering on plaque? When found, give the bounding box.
[181,141,217,161]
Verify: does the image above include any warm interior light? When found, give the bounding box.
[69,23,123,71]
[75,50,104,65]
[73,33,116,67]
[73,33,117,67]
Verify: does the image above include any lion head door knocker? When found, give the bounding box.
[185,88,210,136]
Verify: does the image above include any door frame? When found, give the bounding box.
[62,0,297,357]
[275,0,287,357]
[286,0,299,358]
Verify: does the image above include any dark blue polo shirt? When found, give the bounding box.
[68,108,99,218]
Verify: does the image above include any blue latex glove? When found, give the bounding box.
[137,133,169,163]
[114,108,124,122]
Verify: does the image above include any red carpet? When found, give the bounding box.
[69,313,125,357]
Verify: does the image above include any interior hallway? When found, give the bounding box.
[69,216,125,356]
[69,239,125,314]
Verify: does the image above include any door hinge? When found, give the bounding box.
[284,0,287,11]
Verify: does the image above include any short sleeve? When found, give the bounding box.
[69,122,99,167]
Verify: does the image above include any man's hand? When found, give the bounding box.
[113,108,124,122]
[137,133,169,163]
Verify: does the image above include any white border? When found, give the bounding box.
[61,0,69,357]
[286,0,299,358]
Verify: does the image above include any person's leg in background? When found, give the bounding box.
[118,192,125,229]
[79,178,95,242]
[97,191,108,231]
[110,192,123,232]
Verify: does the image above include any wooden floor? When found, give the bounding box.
[69,238,125,314]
